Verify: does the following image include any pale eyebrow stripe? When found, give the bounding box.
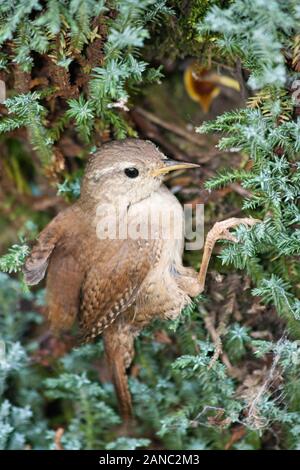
[87,168,114,180]
[88,163,136,180]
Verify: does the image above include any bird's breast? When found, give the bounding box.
[126,186,185,276]
[127,186,184,257]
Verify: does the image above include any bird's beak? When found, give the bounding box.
[151,159,200,177]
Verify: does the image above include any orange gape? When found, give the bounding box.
[184,62,240,113]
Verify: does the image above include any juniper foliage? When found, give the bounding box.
[197,0,300,333]
[0,0,169,169]
[0,0,300,451]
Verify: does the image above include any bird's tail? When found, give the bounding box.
[103,325,134,422]
[111,354,133,421]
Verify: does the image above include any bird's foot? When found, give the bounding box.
[206,217,259,246]
[197,217,260,293]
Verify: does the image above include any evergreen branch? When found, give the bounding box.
[0,244,30,274]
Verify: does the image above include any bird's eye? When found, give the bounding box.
[124,167,139,178]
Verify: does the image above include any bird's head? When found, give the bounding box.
[80,139,199,207]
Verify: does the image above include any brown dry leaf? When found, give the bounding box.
[225,425,246,450]
[44,148,65,181]
[58,136,83,158]
[32,334,74,366]
[207,409,231,428]
[154,330,172,344]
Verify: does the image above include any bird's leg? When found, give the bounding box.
[198,218,259,293]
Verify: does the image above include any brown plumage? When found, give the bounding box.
[23,139,257,420]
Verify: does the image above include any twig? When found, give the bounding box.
[201,167,252,198]
[204,278,239,371]
[204,315,233,372]
[131,108,190,162]
[204,315,223,367]
[230,182,252,198]
[210,208,243,224]
[134,107,208,147]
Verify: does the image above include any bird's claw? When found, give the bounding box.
[208,217,260,245]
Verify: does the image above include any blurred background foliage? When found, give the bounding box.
[0,0,300,450]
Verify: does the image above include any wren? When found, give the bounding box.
[24,139,257,420]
